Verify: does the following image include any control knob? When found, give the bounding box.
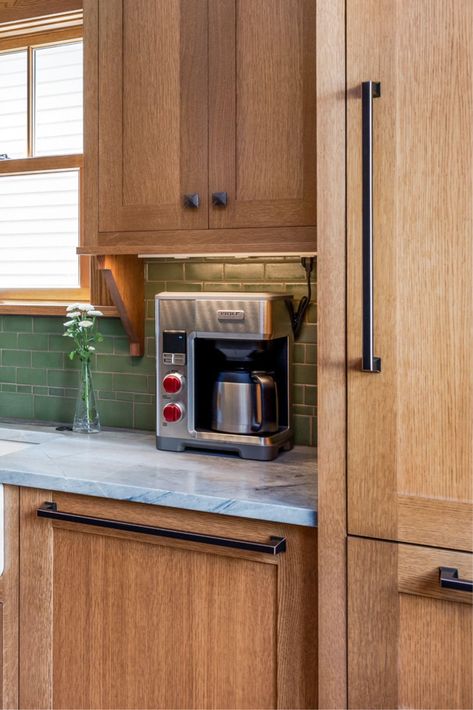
[163,402,184,423]
[162,372,185,394]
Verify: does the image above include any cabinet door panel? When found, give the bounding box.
[348,537,473,710]
[0,486,19,708]
[53,529,276,709]
[347,0,473,548]
[209,0,316,229]
[19,491,317,710]
[96,0,208,232]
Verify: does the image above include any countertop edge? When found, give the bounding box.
[0,470,317,527]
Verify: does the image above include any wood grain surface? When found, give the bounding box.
[0,0,81,23]
[96,255,144,356]
[347,0,473,550]
[398,543,473,605]
[96,0,208,233]
[19,488,54,709]
[315,0,347,707]
[19,490,317,709]
[78,226,316,255]
[0,486,20,709]
[209,0,316,229]
[348,537,473,709]
[83,0,317,254]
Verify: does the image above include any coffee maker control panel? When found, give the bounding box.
[162,330,186,366]
[160,330,187,430]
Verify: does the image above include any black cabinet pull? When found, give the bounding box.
[361,81,382,373]
[212,191,228,207]
[183,193,200,208]
[439,566,473,593]
[37,502,286,555]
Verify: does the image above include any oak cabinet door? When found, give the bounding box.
[347,0,473,549]
[87,0,208,235]
[19,490,317,710]
[208,0,316,229]
[84,0,317,252]
[0,486,19,708]
[348,537,473,710]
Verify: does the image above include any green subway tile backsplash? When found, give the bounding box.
[2,316,32,333]
[2,349,31,367]
[18,333,49,350]
[224,262,265,281]
[1,392,34,418]
[0,366,16,384]
[148,261,184,282]
[185,262,224,281]
[0,257,317,445]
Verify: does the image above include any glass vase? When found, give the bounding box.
[73,359,101,433]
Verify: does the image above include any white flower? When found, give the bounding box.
[78,304,93,312]
[66,311,81,318]
[88,345,96,351]
[86,310,103,317]
[63,320,77,326]
[66,303,82,312]
[78,320,94,328]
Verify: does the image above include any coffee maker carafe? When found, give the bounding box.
[212,370,279,435]
[156,292,293,460]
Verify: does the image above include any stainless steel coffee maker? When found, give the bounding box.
[155,292,293,460]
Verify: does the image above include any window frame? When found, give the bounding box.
[0,24,89,308]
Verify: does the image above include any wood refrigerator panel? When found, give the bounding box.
[347,0,473,550]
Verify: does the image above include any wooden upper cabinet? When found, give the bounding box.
[347,0,473,550]
[208,0,316,229]
[85,0,209,236]
[83,0,317,252]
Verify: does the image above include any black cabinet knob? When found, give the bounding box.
[183,193,200,209]
[212,191,228,207]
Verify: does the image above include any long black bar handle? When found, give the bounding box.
[361,81,382,373]
[37,502,286,555]
[439,566,473,593]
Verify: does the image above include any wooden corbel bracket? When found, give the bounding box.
[96,255,144,357]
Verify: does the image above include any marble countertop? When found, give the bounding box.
[0,423,317,526]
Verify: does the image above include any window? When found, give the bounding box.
[0,19,87,306]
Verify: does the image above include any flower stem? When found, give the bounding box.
[82,359,91,424]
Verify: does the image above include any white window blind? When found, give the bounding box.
[0,170,79,288]
[0,50,27,159]
[0,38,83,291]
[34,41,83,156]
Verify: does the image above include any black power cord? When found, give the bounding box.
[288,257,315,338]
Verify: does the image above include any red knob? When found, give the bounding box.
[162,373,184,394]
[163,402,184,423]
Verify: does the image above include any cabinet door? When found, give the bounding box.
[19,490,317,710]
[87,0,208,234]
[348,537,473,710]
[0,486,19,709]
[347,0,473,549]
[208,0,316,229]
